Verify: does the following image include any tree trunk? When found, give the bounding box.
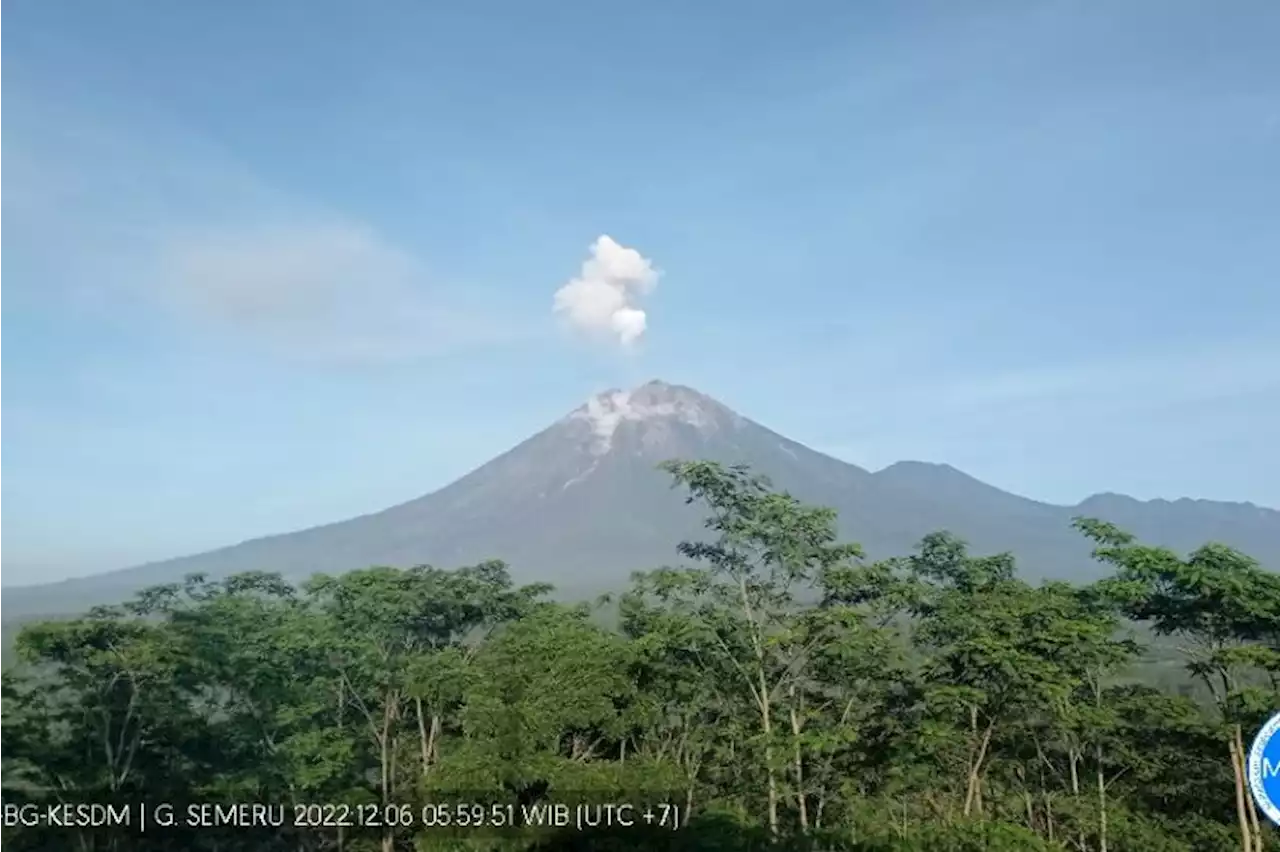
[1237,724,1265,852]
[789,685,809,833]
[415,697,431,775]
[1070,745,1084,850]
[761,693,780,837]
[1096,746,1108,852]
[337,675,346,852]
[1230,734,1254,852]
[380,696,397,852]
[740,574,779,839]
[963,720,994,818]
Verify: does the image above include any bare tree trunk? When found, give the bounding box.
[963,718,994,818]
[1237,724,1265,852]
[761,690,780,837]
[337,678,345,852]
[790,684,809,833]
[739,574,779,839]
[1070,745,1084,850]
[380,697,397,852]
[1230,734,1254,852]
[415,697,431,775]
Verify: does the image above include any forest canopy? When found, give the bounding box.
[2,460,1278,852]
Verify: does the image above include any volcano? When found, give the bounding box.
[5,380,1277,618]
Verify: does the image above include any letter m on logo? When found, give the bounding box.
[1264,758,1280,779]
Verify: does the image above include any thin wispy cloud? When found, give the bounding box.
[154,222,532,363]
[4,102,537,364]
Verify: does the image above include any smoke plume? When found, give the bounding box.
[553,235,659,346]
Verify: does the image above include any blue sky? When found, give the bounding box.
[4,0,1278,584]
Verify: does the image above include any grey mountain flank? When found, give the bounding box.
[4,380,1277,620]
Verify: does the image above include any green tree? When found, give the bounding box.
[2,461,1275,852]
[1079,518,1280,852]
[646,460,864,838]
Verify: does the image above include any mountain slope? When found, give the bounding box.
[4,380,1277,618]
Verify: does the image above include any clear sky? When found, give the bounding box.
[3,0,1278,584]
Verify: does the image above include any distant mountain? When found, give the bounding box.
[4,380,1277,620]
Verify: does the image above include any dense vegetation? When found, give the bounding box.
[3,461,1278,851]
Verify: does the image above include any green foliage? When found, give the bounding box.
[2,461,1277,851]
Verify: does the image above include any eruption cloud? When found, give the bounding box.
[553,235,659,347]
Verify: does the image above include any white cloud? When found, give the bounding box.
[4,101,535,364]
[160,224,410,324]
[157,222,452,362]
[553,235,659,346]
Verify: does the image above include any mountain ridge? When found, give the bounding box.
[4,380,1276,618]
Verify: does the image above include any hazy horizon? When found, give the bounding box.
[4,378,1276,589]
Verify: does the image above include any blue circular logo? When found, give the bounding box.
[1250,712,1280,827]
